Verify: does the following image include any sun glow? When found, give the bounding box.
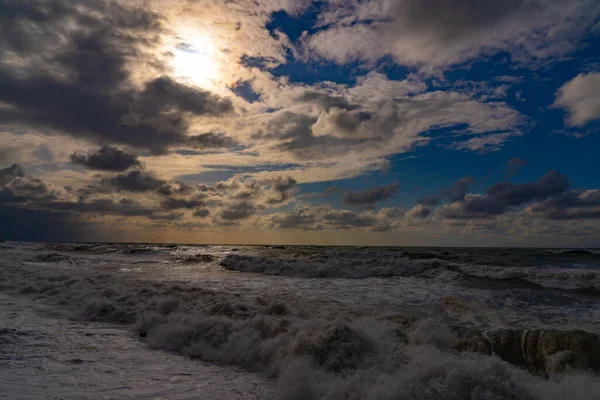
[171,31,222,89]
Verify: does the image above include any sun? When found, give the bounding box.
[171,30,222,89]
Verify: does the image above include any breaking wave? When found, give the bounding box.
[220,253,600,293]
[1,251,599,400]
[456,265,600,292]
[219,252,443,279]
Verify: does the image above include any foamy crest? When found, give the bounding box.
[1,243,599,399]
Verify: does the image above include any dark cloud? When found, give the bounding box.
[161,197,206,210]
[341,183,400,206]
[407,205,431,218]
[136,77,232,116]
[188,132,237,149]
[296,91,359,111]
[218,202,256,221]
[0,164,24,186]
[265,177,297,204]
[8,177,57,201]
[529,189,600,219]
[0,0,233,153]
[51,197,182,221]
[443,176,475,202]
[417,176,475,206]
[106,171,169,193]
[267,205,390,231]
[0,187,28,204]
[70,146,141,171]
[417,196,442,206]
[485,170,569,206]
[505,157,527,179]
[438,170,570,219]
[193,208,210,218]
[0,164,61,206]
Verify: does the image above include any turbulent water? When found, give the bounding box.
[1,242,600,399]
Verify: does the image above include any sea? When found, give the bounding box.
[1,241,599,399]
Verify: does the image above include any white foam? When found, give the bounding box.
[1,243,599,399]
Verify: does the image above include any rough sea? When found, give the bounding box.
[1,241,599,399]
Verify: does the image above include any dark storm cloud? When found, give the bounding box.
[437,170,570,219]
[188,132,237,149]
[528,189,600,219]
[49,197,183,221]
[0,187,27,204]
[341,183,400,206]
[161,197,206,210]
[417,176,475,206]
[193,208,210,218]
[485,170,569,206]
[8,177,58,201]
[218,202,257,221]
[0,0,233,153]
[0,165,61,205]
[444,176,475,202]
[70,147,141,171]
[106,171,169,193]
[0,164,24,186]
[135,77,233,119]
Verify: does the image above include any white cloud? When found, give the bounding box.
[554,73,600,127]
[306,0,599,70]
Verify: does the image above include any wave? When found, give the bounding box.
[219,252,600,294]
[457,264,600,292]
[220,253,443,279]
[546,249,600,256]
[34,253,80,264]
[1,257,599,399]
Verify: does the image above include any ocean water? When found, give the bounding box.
[1,241,600,399]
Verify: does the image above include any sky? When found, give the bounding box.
[1,0,600,247]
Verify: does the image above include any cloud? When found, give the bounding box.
[70,147,141,171]
[505,157,528,179]
[265,177,298,204]
[0,164,24,186]
[265,204,405,231]
[258,89,524,162]
[407,205,431,218]
[418,176,475,206]
[554,73,600,127]
[0,0,233,153]
[0,165,64,206]
[341,183,400,206]
[193,208,210,218]
[528,189,600,219]
[188,132,237,149]
[267,205,376,230]
[160,197,206,210]
[106,171,169,193]
[307,0,599,69]
[296,90,359,111]
[437,170,570,219]
[486,170,569,206]
[217,201,257,221]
